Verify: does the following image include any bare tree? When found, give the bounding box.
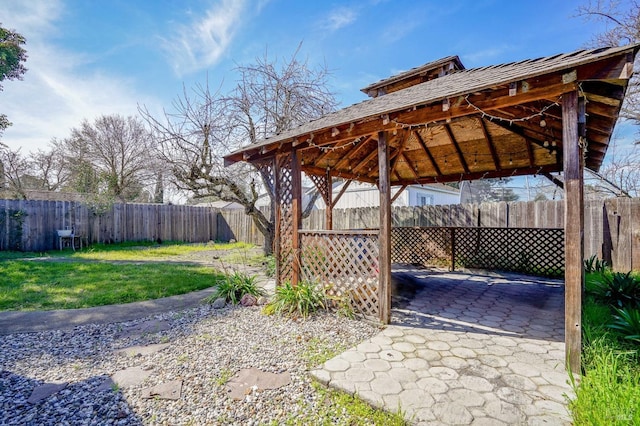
[61,114,156,202]
[585,141,640,197]
[577,1,640,123]
[0,146,29,199]
[30,139,71,192]
[141,47,338,254]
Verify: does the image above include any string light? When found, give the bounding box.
[464,95,561,124]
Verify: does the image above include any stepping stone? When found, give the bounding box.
[28,382,67,404]
[117,343,170,357]
[141,380,182,400]
[111,366,152,389]
[119,319,171,337]
[226,367,291,400]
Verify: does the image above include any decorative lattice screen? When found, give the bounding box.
[308,174,331,206]
[276,154,294,284]
[391,226,564,277]
[391,227,452,268]
[300,231,380,320]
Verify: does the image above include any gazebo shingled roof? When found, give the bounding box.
[224,44,639,374]
[225,45,638,185]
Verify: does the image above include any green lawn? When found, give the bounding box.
[0,242,259,311]
[569,272,640,425]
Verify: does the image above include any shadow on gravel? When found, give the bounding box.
[0,370,144,425]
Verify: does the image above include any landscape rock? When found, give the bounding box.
[116,343,170,357]
[212,297,226,309]
[240,294,257,307]
[27,382,67,404]
[111,366,152,389]
[226,367,291,400]
[141,380,182,400]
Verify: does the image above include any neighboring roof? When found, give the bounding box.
[360,55,465,97]
[226,44,639,186]
[195,200,244,210]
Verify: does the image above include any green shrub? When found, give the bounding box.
[266,280,325,318]
[584,255,609,273]
[589,272,640,309]
[207,271,265,305]
[609,307,640,344]
[263,255,276,278]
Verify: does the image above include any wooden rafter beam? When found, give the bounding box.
[391,185,408,204]
[478,118,501,170]
[226,77,579,166]
[392,163,561,186]
[543,172,564,189]
[400,151,420,180]
[390,133,409,176]
[413,130,442,175]
[351,149,379,174]
[444,124,470,174]
[332,135,374,171]
[302,165,376,183]
[332,180,352,205]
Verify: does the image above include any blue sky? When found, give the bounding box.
[0,0,626,156]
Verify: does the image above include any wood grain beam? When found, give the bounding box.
[392,163,561,186]
[332,180,352,206]
[413,130,442,175]
[563,90,583,375]
[478,118,501,170]
[391,185,408,204]
[332,135,375,171]
[444,124,470,174]
[302,165,376,184]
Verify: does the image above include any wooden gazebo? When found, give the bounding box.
[225,44,639,372]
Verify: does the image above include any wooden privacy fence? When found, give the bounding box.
[222,197,640,272]
[0,199,219,252]
[2,197,639,272]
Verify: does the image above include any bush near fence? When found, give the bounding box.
[1,197,639,272]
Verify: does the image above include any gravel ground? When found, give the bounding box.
[0,305,379,425]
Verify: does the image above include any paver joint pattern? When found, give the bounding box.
[311,269,573,425]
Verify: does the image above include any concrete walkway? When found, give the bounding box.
[312,267,573,425]
[0,266,275,335]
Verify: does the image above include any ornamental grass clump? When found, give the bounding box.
[207,271,265,305]
[264,280,325,319]
[589,271,640,309]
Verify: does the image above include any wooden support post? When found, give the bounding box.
[563,90,584,374]
[326,169,333,230]
[378,131,392,324]
[291,150,302,286]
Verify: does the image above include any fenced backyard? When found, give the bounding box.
[0,197,638,272]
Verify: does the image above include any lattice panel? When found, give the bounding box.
[309,174,331,205]
[255,160,275,201]
[391,227,452,267]
[300,232,380,320]
[277,154,294,284]
[454,227,564,277]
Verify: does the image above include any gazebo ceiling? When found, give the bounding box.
[225,45,639,186]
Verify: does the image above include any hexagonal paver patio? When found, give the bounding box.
[311,267,574,425]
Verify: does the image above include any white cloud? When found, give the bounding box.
[161,0,247,76]
[322,7,358,32]
[1,1,158,153]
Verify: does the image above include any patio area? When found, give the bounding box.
[311,267,573,425]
